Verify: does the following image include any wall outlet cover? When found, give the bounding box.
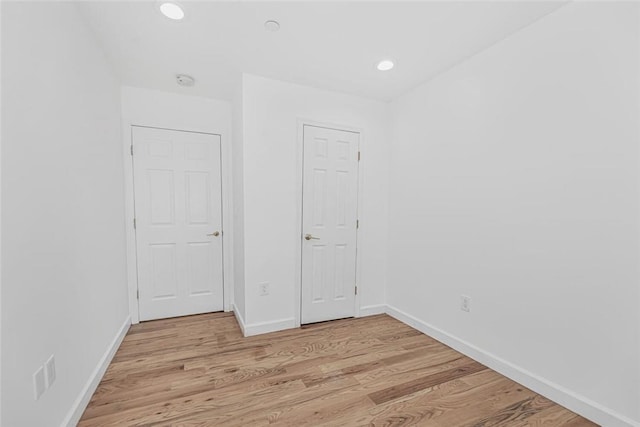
[33,366,46,400]
[461,295,471,312]
[259,282,270,296]
[45,355,56,388]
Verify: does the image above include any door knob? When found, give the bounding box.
[304,234,320,241]
[207,231,220,237]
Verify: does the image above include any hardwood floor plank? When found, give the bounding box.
[367,360,488,405]
[469,394,557,426]
[366,374,535,426]
[79,313,596,426]
[508,402,596,427]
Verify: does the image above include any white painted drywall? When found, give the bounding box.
[121,86,232,136]
[120,86,234,322]
[76,1,566,102]
[238,74,390,327]
[388,2,640,424]
[231,79,246,322]
[0,0,4,421]
[1,2,129,425]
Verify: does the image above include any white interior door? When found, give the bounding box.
[301,125,359,324]
[132,126,223,321]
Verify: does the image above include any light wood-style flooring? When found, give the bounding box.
[79,313,597,426]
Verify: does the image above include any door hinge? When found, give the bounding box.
[358,151,361,161]
[355,285,358,295]
[356,219,359,229]
[136,289,139,299]
[130,145,134,156]
[133,218,137,229]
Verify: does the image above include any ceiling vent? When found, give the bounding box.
[176,74,195,87]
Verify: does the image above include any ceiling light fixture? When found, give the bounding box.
[264,20,280,32]
[377,60,394,71]
[159,2,185,20]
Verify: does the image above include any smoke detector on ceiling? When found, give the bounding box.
[176,74,195,87]
[264,20,280,32]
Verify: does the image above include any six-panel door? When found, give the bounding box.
[301,125,359,324]
[132,126,224,321]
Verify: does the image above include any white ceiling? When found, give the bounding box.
[78,1,566,102]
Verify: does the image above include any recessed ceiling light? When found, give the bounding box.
[377,60,394,71]
[159,2,185,20]
[264,20,280,32]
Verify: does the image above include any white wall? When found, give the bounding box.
[120,86,234,322]
[1,2,129,426]
[238,74,389,329]
[121,86,232,135]
[231,79,246,322]
[388,2,639,426]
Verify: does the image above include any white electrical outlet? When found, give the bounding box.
[33,366,46,400]
[45,355,56,388]
[461,295,471,312]
[259,282,270,296]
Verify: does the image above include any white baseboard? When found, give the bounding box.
[385,304,639,427]
[233,303,384,337]
[61,315,131,427]
[232,304,247,336]
[232,304,295,337]
[243,317,296,337]
[358,304,386,317]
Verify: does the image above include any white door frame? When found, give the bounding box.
[294,119,365,327]
[122,123,233,324]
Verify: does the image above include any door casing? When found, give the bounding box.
[123,123,233,324]
[294,119,365,327]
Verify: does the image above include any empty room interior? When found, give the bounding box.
[2,1,640,426]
